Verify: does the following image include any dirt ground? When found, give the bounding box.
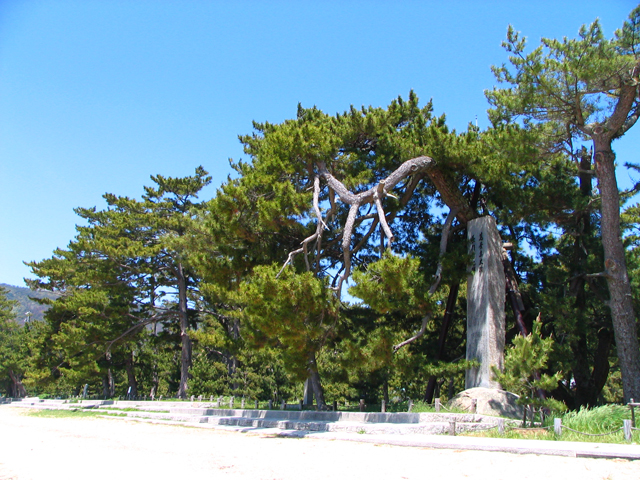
[0,407,638,480]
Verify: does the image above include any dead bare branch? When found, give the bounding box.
[429,208,457,295]
[394,208,457,352]
[393,314,431,351]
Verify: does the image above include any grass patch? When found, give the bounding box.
[24,409,102,418]
[409,401,469,414]
[463,405,638,444]
[327,401,470,414]
[106,407,169,413]
[561,404,628,433]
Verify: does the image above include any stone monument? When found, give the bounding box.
[466,216,505,389]
[303,378,313,406]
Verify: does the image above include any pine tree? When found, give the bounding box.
[486,6,640,401]
[493,317,565,425]
[0,287,28,397]
[28,167,212,398]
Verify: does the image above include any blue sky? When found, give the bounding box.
[1,0,639,287]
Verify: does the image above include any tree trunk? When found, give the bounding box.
[108,368,115,398]
[503,255,528,336]
[307,351,327,410]
[227,318,240,392]
[8,369,27,398]
[574,328,613,407]
[149,377,158,399]
[176,262,192,399]
[424,283,459,403]
[102,375,110,398]
[593,141,640,402]
[569,151,613,408]
[125,350,138,397]
[382,376,390,405]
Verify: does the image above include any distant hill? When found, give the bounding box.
[0,283,59,324]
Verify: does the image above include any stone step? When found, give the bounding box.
[5,399,508,436]
[105,411,496,435]
[165,408,494,425]
[100,410,206,422]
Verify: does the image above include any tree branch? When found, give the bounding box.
[429,208,457,295]
[393,314,431,352]
[281,155,435,296]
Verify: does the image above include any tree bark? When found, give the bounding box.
[108,369,115,398]
[503,254,528,336]
[8,369,27,398]
[101,370,115,399]
[568,151,613,408]
[307,351,327,410]
[426,169,478,224]
[593,140,640,402]
[149,369,159,399]
[176,262,192,399]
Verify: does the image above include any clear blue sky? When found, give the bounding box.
[1,0,639,287]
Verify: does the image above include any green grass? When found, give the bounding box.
[464,405,638,444]
[409,401,470,414]
[561,404,628,433]
[24,408,159,419]
[24,409,102,418]
[105,407,170,413]
[341,400,469,414]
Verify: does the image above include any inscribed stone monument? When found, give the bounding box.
[466,216,505,389]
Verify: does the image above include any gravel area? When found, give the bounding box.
[0,406,638,479]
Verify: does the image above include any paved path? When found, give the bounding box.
[1,407,639,479]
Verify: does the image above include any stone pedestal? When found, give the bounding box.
[466,216,505,389]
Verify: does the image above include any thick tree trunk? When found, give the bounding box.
[176,262,192,399]
[307,351,327,410]
[593,141,640,402]
[8,370,27,398]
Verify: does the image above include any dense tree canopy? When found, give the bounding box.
[4,6,639,411]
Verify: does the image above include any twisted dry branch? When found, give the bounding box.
[278,156,434,294]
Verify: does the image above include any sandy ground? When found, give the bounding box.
[0,407,639,480]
